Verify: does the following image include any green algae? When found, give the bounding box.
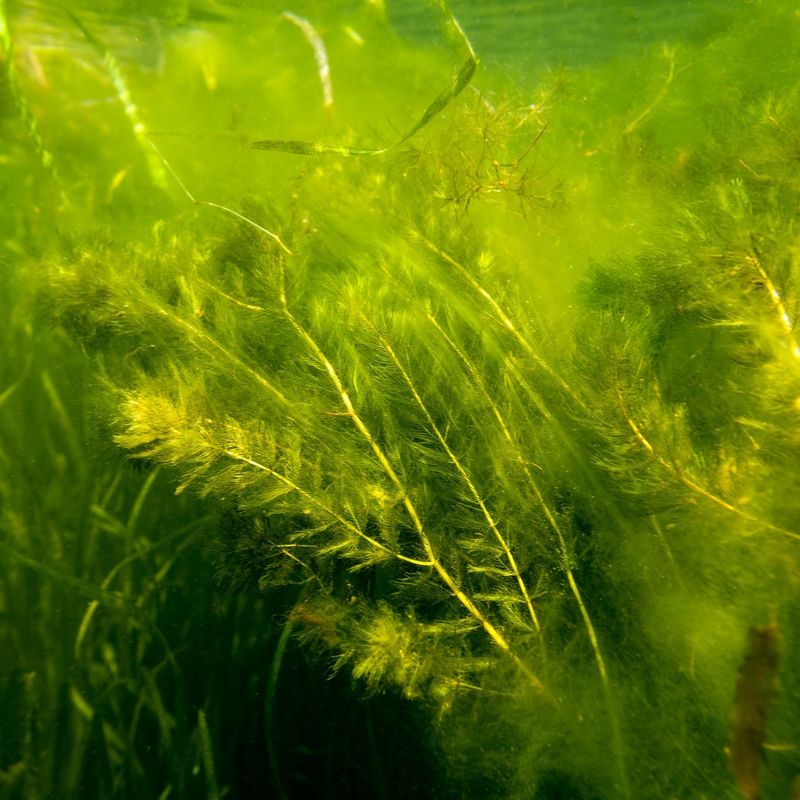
[2,2,800,798]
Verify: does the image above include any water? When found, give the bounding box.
[2,2,799,798]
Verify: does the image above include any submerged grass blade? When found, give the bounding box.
[0,540,131,610]
[281,12,333,114]
[68,11,167,190]
[265,617,293,800]
[196,709,221,800]
[0,0,65,201]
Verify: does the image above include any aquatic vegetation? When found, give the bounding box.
[3,1,800,798]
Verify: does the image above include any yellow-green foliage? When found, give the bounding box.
[5,1,800,798]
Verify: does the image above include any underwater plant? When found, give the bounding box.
[4,0,800,797]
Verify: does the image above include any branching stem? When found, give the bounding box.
[618,392,800,542]
[277,265,548,695]
[363,312,545,653]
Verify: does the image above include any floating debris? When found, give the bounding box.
[729,620,780,800]
[281,11,333,115]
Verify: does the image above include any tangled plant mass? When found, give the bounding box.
[3,1,800,797]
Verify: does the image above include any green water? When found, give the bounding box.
[2,1,800,798]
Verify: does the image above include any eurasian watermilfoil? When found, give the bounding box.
[9,0,800,796]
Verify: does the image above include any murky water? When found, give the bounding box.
[2,2,799,798]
